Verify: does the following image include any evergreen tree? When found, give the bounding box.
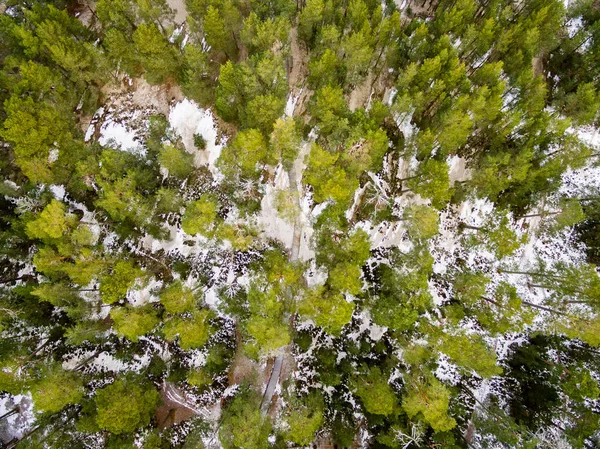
[94,378,161,435]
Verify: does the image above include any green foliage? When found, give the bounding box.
[215,55,287,130]
[31,283,88,319]
[2,1,600,447]
[95,378,160,434]
[245,285,290,356]
[158,144,194,179]
[299,287,355,335]
[304,143,358,204]
[219,129,270,181]
[401,204,439,241]
[463,213,526,259]
[405,159,452,209]
[203,3,242,59]
[245,95,286,134]
[402,375,456,432]
[308,48,342,89]
[370,246,433,331]
[241,13,290,55]
[284,391,324,445]
[1,94,77,183]
[181,195,219,237]
[219,388,272,449]
[25,200,75,241]
[160,280,196,314]
[310,86,349,138]
[298,0,324,44]
[438,333,501,378]
[187,368,213,390]
[96,0,136,32]
[100,260,144,304]
[163,309,213,349]
[31,366,84,413]
[110,305,160,342]
[132,23,181,84]
[342,28,373,86]
[193,133,207,150]
[352,366,397,415]
[270,117,301,168]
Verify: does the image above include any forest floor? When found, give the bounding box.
[166,0,188,24]
[156,382,205,430]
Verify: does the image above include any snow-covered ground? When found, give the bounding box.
[169,99,224,173]
[0,394,35,444]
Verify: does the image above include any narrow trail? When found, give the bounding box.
[289,140,312,261]
[259,356,283,415]
[163,382,210,418]
[259,141,311,415]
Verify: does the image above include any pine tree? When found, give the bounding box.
[402,374,456,432]
[219,388,272,449]
[283,391,324,445]
[132,23,181,84]
[100,260,144,304]
[94,378,160,435]
[30,366,84,413]
[163,309,213,350]
[160,280,196,314]
[351,366,397,415]
[110,305,160,342]
[298,287,355,335]
[158,144,194,179]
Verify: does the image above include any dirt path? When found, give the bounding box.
[155,381,210,429]
[259,356,283,415]
[166,0,188,25]
[259,140,312,416]
[348,72,374,111]
[288,27,309,89]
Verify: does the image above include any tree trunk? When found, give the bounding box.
[0,406,19,421]
[518,210,561,219]
[459,223,484,231]
[521,300,569,316]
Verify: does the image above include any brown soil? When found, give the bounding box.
[532,56,545,79]
[155,382,199,430]
[288,27,310,89]
[227,324,260,386]
[100,76,183,117]
[404,0,438,18]
[348,72,374,111]
[166,0,188,25]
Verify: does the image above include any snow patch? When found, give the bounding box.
[169,99,223,175]
[259,166,296,249]
[285,89,302,117]
[99,120,146,156]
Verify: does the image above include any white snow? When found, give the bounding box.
[0,394,35,441]
[169,99,223,174]
[567,17,583,39]
[448,155,471,183]
[48,184,66,200]
[166,0,188,24]
[284,89,302,117]
[259,166,296,250]
[434,356,461,385]
[347,309,387,342]
[84,123,95,141]
[127,278,162,306]
[204,286,221,309]
[383,87,398,106]
[99,120,146,156]
[48,148,59,163]
[63,349,152,374]
[394,110,415,140]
